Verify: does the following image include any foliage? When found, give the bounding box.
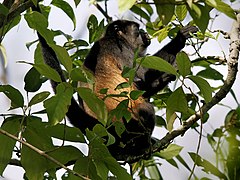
[0,0,239,179]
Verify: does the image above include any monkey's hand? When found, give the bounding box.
[179,25,198,39]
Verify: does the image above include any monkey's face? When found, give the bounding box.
[105,20,151,53]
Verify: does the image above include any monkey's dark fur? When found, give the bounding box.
[38,19,197,162]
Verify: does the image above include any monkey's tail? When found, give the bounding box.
[34,11,98,133]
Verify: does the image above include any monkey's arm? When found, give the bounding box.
[154,25,198,61]
[136,26,198,98]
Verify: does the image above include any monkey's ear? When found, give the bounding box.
[114,24,123,36]
[113,24,119,32]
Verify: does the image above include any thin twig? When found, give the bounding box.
[93,2,112,23]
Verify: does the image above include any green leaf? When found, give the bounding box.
[77,87,108,126]
[29,91,50,107]
[167,87,188,113]
[24,67,43,92]
[93,147,131,179]
[155,144,183,159]
[130,5,150,21]
[166,109,177,131]
[192,57,219,67]
[206,0,236,20]
[70,67,88,82]
[24,116,54,149]
[188,75,213,103]
[189,152,227,179]
[65,39,89,52]
[176,52,191,77]
[114,121,125,137]
[94,160,109,180]
[121,67,136,84]
[99,88,108,95]
[176,155,192,171]
[74,0,81,7]
[155,115,167,128]
[187,3,210,33]
[21,145,47,180]
[39,4,51,19]
[115,82,130,90]
[44,83,73,125]
[104,157,131,179]
[225,119,240,180]
[166,87,188,131]
[154,26,170,42]
[147,162,162,179]
[118,0,136,13]
[0,3,9,16]
[85,130,132,179]
[106,132,115,146]
[34,43,45,64]
[70,156,101,180]
[93,124,108,137]
[154,0,175,25]
[34,63,62,83]
[25,11,54,43]
[71,67,94,84]
[46,124,85,142]
[197,67,223,80]
[87,15,98,44]
[0,85,24,109]
[166,158,178,168]
[110,99,131,122]
[176,5,187,21]
[139,3,153,15]
[87,15,105,44]
[130,90,145,100]
[21,116,54,180]
[0,15,21,37]
[137,56,178,75]
[31,0,38,6]
[50,44,72,73]
[73,39,89,47]
[47,146,82,169]
[212,128,223,137]
[52,0,76,29]
[0,116,21,175]
[224,109,237,127]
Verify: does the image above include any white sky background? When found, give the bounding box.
[0,0,240,179]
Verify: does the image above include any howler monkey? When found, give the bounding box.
[38,19,197,162]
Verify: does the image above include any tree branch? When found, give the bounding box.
[124,14,240,164]
[152,13,240,152]
[0,128,89,180]
[93,2,112,23]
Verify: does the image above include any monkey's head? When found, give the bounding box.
[105,20,151,53]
